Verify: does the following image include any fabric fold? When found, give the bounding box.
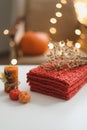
[27,64,87,100]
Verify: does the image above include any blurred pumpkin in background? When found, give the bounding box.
[19,31,49,55]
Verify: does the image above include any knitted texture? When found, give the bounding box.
[27,64,87,100]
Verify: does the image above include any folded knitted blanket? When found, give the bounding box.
[27,64,87,100]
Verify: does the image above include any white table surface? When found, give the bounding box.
[0,65,87,130]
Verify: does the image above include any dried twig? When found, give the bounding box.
[41,41,87,71]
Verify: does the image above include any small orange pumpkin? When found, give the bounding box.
[19,91,31,103]
[19,31,49,55]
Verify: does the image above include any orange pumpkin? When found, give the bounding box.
[19,91,31,103]
[19,31,49,55]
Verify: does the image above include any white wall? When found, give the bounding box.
[0,0,26,54]
[11,0,26,26]
[0,0,12,54]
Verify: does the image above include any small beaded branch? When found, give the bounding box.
[41,41,87,71]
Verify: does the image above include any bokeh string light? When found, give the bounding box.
[74,1,87,26]
[3,29,9,35]
[56,3,62,9]
[75,29,81,36]
[49,0,87,51]
[55,12,62,17]
[61,0,67,4]
[11,59,17,65]
[50,18,57,24]
[49,27,57,34]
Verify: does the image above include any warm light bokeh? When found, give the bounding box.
[74,0,87,26]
